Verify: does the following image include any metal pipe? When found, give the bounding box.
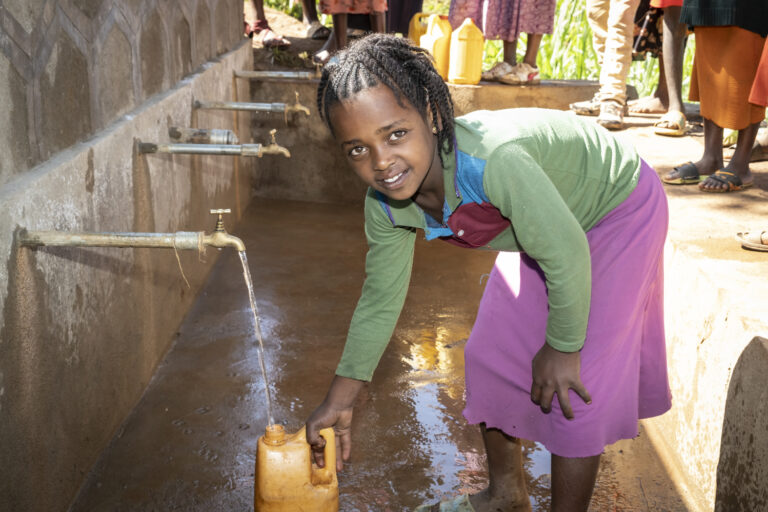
[19,210,247,252]
[194,100,288,113]
[138,142,265,157]
[234,70,319,81]
[168,127,239,144]
[19,231,206,250]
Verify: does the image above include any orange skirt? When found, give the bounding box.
[750,40,768,108]
[689,26,766,129]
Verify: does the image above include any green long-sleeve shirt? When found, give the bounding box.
[337,108,642,381]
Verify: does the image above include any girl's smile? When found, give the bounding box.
[328,85,445,206]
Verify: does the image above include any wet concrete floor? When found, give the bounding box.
[70,199,688,511]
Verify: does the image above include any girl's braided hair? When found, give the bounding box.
[317,34,455,162]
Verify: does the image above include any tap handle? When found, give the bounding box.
[269,129,277,145]
[210,208,231,232]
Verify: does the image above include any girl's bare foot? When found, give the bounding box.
[468,488,532,512]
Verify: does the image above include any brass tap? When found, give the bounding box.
[205,209,246,251]
[284,92,311,120]
[258,129,291,158]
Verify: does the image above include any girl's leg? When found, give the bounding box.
[551,453,601,512]
[503,40,518,66]
[521,34,543,68]
[700,120,760,191]
[468,425,531,512]
[370,11,386,34]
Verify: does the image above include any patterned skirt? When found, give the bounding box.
[449,0,556,40]
[463,161,672,458]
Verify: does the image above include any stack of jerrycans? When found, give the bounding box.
[409,13,483,85]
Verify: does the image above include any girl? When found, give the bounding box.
[305,34,672,511]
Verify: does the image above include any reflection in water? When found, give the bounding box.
[399,322,555,510]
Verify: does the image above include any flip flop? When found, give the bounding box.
[736,231,768,252]
[699,170,753,193]
[414,494,476,512]
[662,161,701,185]
[654,110,686,137]
[306,21,331,40]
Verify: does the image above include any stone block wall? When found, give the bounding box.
[0,0,243,188]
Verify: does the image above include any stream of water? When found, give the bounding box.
[238,250,276,426]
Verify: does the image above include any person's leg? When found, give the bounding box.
[370,11,386,33]
[551,453,601,512]
[586,0,610,67]
[300,0,321,24]
[314,13,347,62]
[521,33,543,67]
[700,120,760,191]
[662,117,722,182]
[628,54,668,114]
[661,6,686,114]
[467,425,531,512]
[504,40,518,66]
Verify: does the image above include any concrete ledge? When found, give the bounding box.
[0,41,253,512]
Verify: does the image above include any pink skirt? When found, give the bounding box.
[463,161,672,458]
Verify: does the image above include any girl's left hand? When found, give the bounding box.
[530,343,592,420]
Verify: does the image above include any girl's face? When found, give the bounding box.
[328,84,441,201]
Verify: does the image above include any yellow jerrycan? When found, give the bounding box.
[448,17,484,85]
[407,12,431,44]
[419,14,453,80]
[254,425,338,512]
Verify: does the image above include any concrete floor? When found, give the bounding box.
[70,194,691,511]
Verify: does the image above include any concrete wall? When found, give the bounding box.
[0,1,251,510]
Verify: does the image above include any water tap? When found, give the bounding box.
[258,129,291,158]
[205,209,246,251]
[284,92,311,121]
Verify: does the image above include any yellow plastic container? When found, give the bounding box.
[407,12,431,44]
[254,425,338,512]
[448,17,484,85]
[419,14,452,80]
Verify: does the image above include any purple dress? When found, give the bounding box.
[449,0,556,40]
[462,162,672,457]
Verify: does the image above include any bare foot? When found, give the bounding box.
[468,488,532,512]
[628,95,668,114]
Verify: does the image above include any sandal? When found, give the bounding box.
[662,161,701,185]
[306,21,331,40]
[699,170,753,193]
[654,110,686,137]
[254,28,291,49]
[736,231,768,252]
[414,494,476,512]
[481,61,516,81]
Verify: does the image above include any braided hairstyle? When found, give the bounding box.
[317,34,455,163]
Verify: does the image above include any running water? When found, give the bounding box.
[238,250,276,426]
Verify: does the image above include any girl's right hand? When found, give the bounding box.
[306,375,365,471]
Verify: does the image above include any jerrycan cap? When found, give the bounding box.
[264,424,286,445]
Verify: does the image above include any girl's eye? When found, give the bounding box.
[389,130,407,142]
[348,146,367,158]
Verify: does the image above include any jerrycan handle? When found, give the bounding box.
[310,427,336,485]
